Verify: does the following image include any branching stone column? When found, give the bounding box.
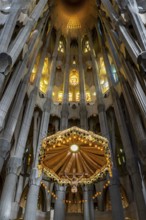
[0,0,23,53]
[0,87,38,220]
[124,0,146,75]
[60,37,70,130]
[0,35,42,174]
[8,0,49,66]
[120,77,146,168]
[122,59,146,127]
[0,32,45,219]
[54,184,67,220]
[0,0,48,91]
[111,89,146,220]
[78,38,88,130]
[99,21,146,175]
[100,0,140,64]
[0,30,39,131]
[24,31,61,220]
[88,32,124,220]
[126,0,146,50]
[102,44,146,220]
[0,0,23,89]
[101,21,146,127]
[0,23,52,166]
[24,101,52,220]
[112,94,146,220]
[103,30,146,160]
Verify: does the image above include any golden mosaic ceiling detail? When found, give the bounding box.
[51,0,97,37]
[39,127,112,185]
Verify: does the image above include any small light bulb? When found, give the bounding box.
[70,144,79,152]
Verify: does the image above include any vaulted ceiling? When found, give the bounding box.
[51,0,97,37]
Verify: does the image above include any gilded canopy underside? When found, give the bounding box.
[40,127,112,185]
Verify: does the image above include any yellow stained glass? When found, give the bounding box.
[30,64,37,84]
[69,69,79,86]
[99,57,109,94]
[69,92,73,102]
[58,91,63,102]
[39,58,50,94]
[86,92,91,102]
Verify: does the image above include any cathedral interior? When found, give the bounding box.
[0,0,146,220]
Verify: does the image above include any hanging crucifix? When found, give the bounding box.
[64,169,89,193]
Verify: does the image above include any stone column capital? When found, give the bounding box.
[6,157,22,175]
[29,168,42,186]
